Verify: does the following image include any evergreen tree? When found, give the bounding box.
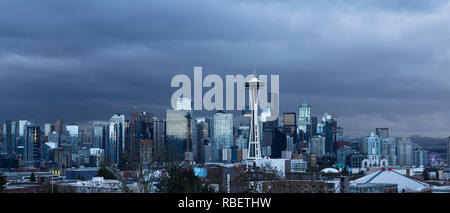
[0,174,7,192]
[96,166,116,180]
[157,164,214,193]
[77,174,86,180]
[30,172,36,182]
[422,168,430,180]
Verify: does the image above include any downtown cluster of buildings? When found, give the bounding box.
[0,98,449,172]
[1,97,450,193]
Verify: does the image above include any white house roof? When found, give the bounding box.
[321,168,339,174]
[351,169,430,193]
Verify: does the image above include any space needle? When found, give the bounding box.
[245,76,264,161]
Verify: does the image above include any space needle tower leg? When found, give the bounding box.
[246,77,264,161]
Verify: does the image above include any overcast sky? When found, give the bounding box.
[0,0,450,137]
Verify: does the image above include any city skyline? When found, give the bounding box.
[1,1,450,138]
[0,100,448,139]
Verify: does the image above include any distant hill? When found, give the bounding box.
[408,135,447,150]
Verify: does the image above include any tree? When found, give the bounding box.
[30,172,36,182]
[156,163,214,193]
[110,161,162,193]
[0,174,7,192]
[96,166,116,180]
[422,168,430,180]
[77,174,86,181]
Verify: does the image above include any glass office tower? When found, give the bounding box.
[211,112,233,162]
[66,124,79,154]
[166,109,191,161]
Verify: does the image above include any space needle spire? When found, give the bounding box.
[245,75,264,161]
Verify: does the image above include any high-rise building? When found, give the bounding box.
[54,118,64,135]
[336,127,344,141]
[0,123,3,152]
[310,116,318,136]
[364,132,382,167]
[448,137,450,168]
[203,139,212,163]
[79,128,93,148]
[127,112,153,162]
[363,132,381,155]
[66,124,79,154]
[166,109,191,161]
[94,121,109,149]
[262,118,278,158]
[152,117,166,162]
[321,113,337,155]
[310,135,325,158]
[381,137,396,166]
[48,131,59,144]
[283,112,297,142]
[397,138,412,167]
[211,112,233,162]
[107,114,125,167]
[18,120,29,156]
[337,145,355,166]
[271,127,287,158]
[376,128,389,138]
[44,123,54,136]
[3,120,17,155]
[297,102,311,142]
[263,119,278,133]
[412,143,427,168]
[194,118,208,163]
[24,124,41,161]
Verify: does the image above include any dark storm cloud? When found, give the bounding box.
[0,0,450,137]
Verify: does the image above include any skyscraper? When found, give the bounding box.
[3,120,17,155]
[262,118,278,157]
[310,116,318,136]
[211,112,233,162]
[381,137,396,166]
[127,112,153,162]
[94,121,109,149]
[54,118,64,135]
[44,123,54,136]
[297,102,311,142]
[152,117,166,162]
[283,112,297,142]
[0,123,3,153]
[310,135,325,158]
[79,128,93,148]
[363,132,381,155]
[107,114,125,167]
[166,109,191,161]
[18,120,29,152]
[364,132,382,167]
[412,143,427,168]
[66,124,79,154]
[321,113,337,155]
[24,123,41,161]
[194,118,208,163]
[271,127,287,158]
[397,138,412,167]
[376,128,389,138]
[448,136,450,168]
[48,131,59,144]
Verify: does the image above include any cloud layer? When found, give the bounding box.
[0,0,450,137]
